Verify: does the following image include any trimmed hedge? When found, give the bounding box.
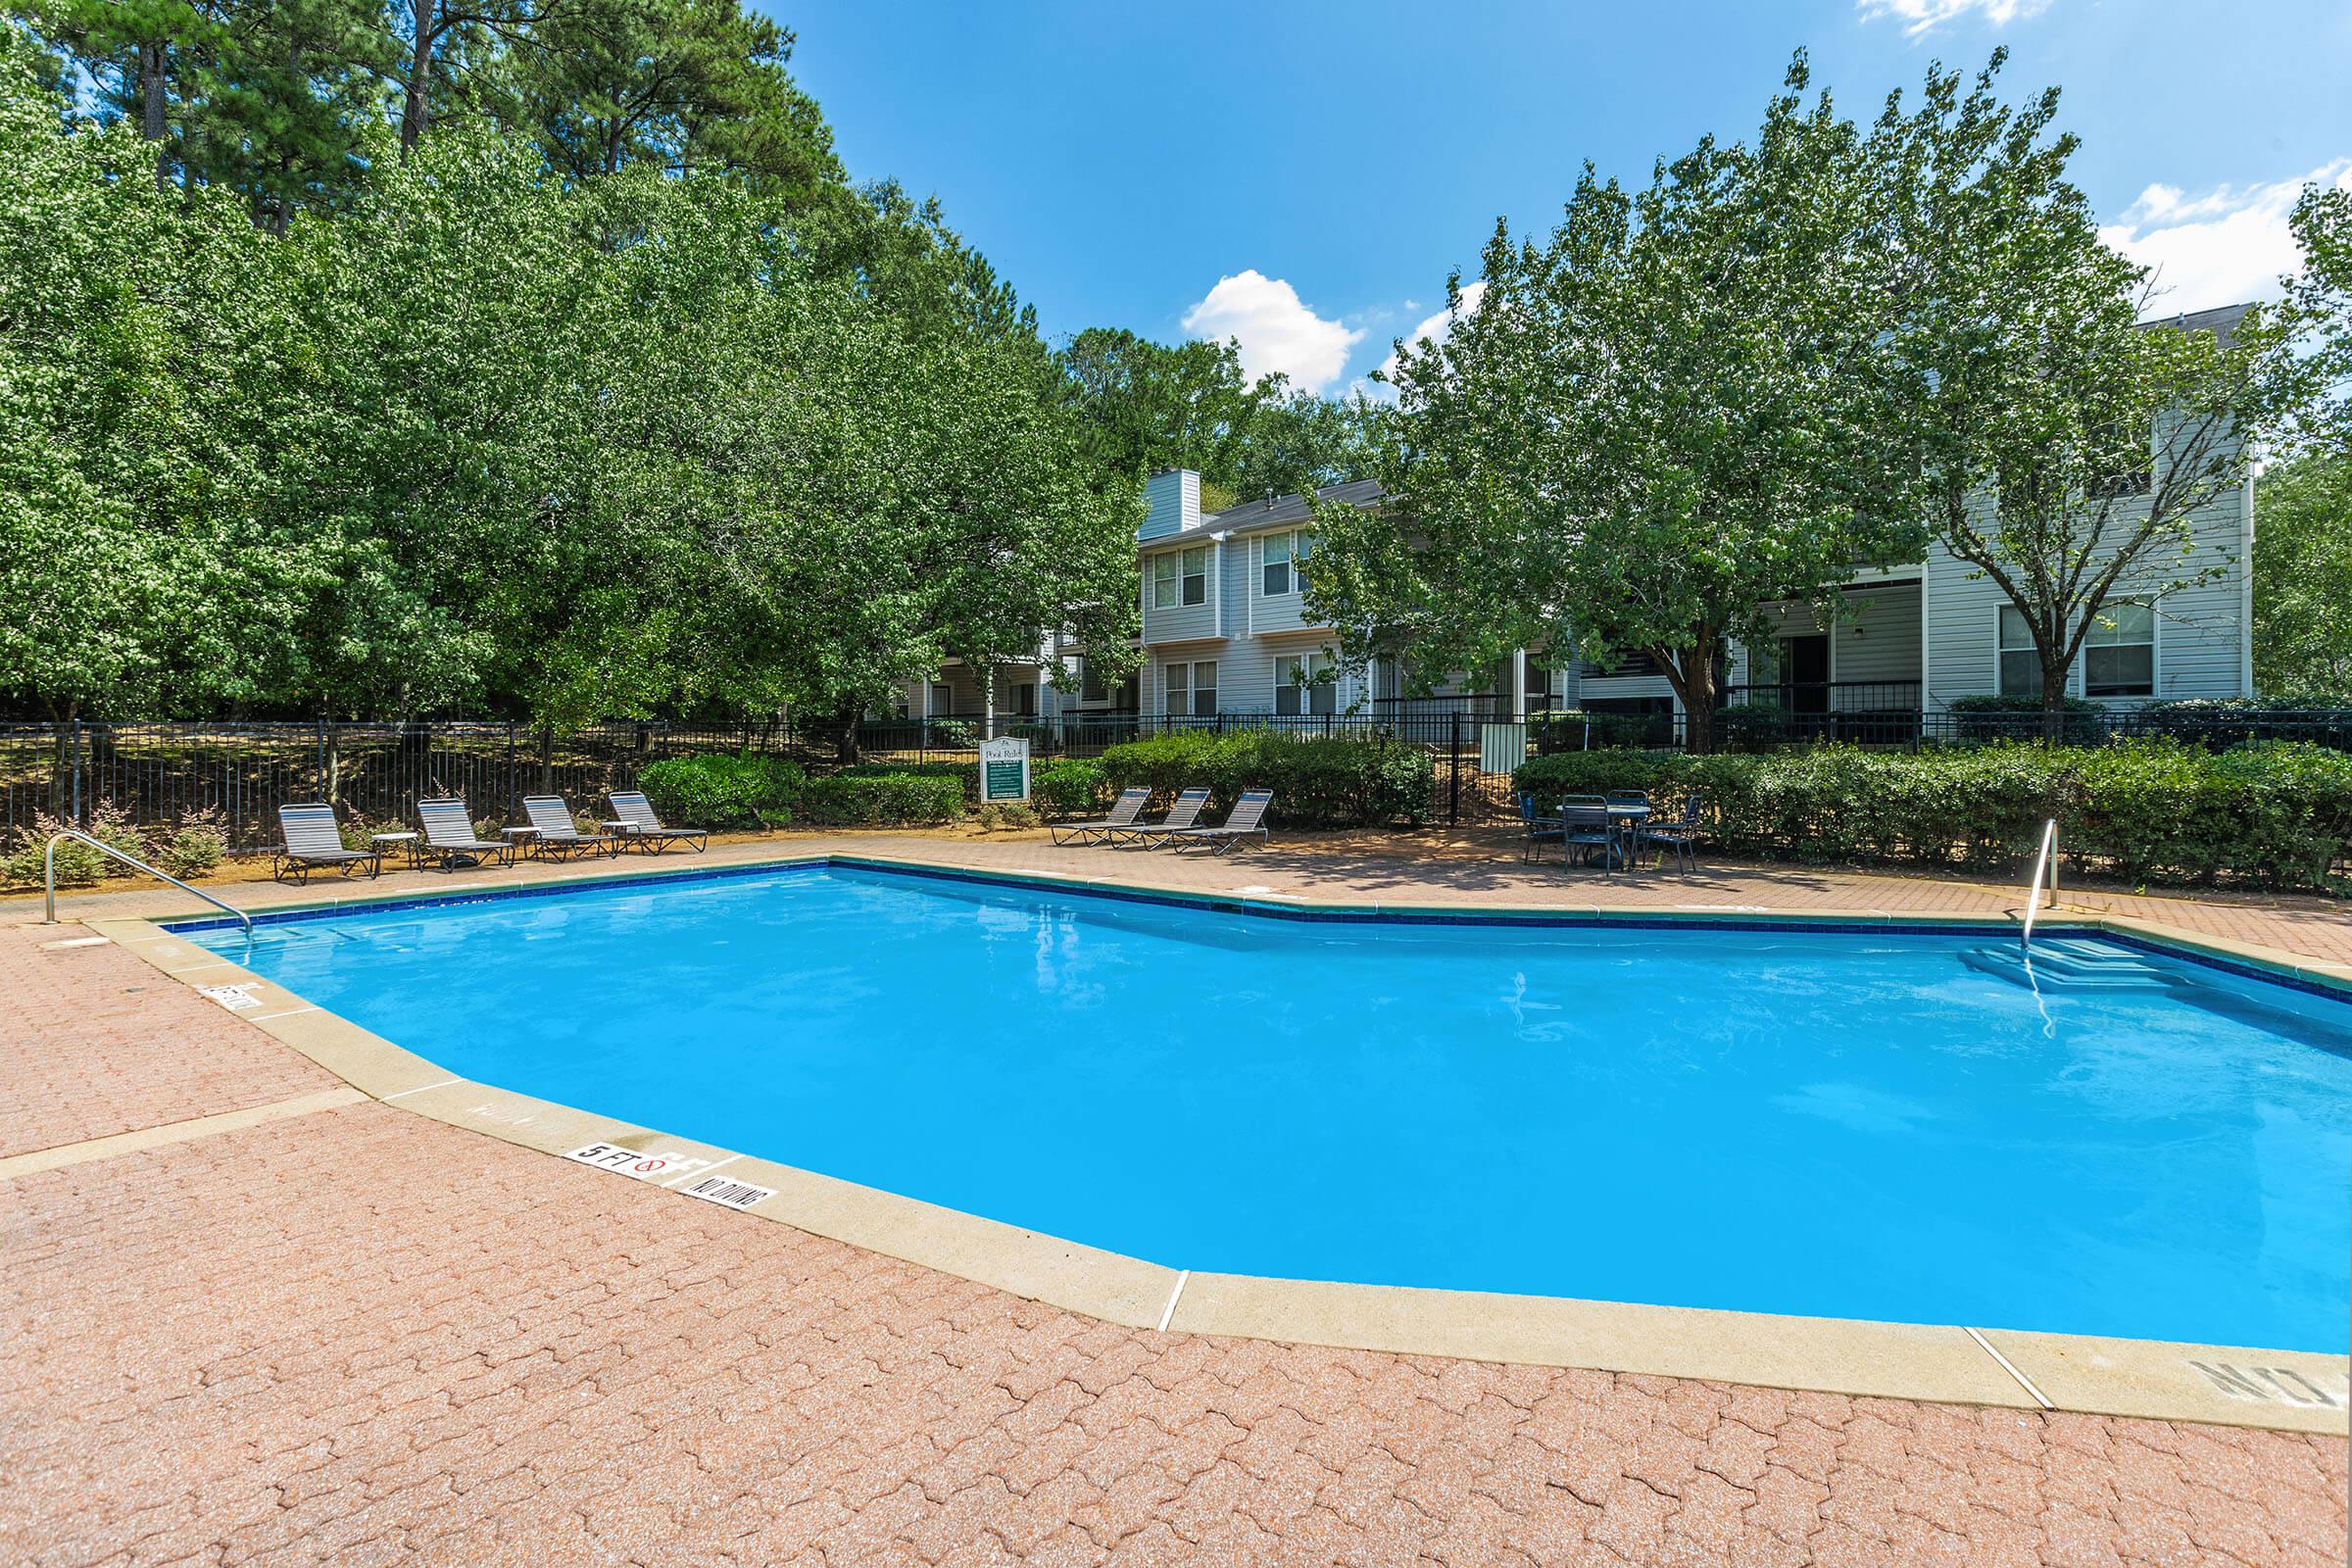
[1033,759,1108,819]
[1098,730,1434,827]
[637,754,807,829]
[637,753,962,829]
[797,772,964,826]
[1511,740,2352,890]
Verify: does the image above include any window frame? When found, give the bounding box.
[1179,546,1208,608]
[2082,599,2157,698]
[1275,652,1336,716]
[1162,661,1190,716]
[1995,606,2043,699]
[1191,659,1217,716]
[1261,532,1293,597]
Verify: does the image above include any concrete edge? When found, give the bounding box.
[96,880,2352,1434]
[0,1087,368,1179]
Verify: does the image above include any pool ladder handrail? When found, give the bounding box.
[43,828,253,934]
[2020,818,2058,951]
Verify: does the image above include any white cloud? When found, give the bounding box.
[1856,0,2051,36]
[2100,161,2352,316]
[1180,270,1363,394]
[1348,281,1491,401]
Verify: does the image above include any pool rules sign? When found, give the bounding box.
[979,735,1030,804]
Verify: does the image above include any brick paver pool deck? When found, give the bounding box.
[3,836,2346,1565]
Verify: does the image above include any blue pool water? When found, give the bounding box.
[191,865,2352,1349]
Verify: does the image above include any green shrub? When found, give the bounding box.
[151,809,228,879]
[973,801,1042,832]
[797,772,964,826]
[637,754,805,829]
[0,804,145,887]
[1097,730,1435,827]
[841,760,978,800]
[1033,759,1107,819]
[1512,740,2352,889]
[1942,694,2106,744]
[1529,708,1676,751]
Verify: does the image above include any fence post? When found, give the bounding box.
[315,719,327,799]
[1447,710,1462,827]
[71,718,84,827]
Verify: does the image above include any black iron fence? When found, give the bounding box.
[8,705,2350,846]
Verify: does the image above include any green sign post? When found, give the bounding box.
[978,736,1030,803]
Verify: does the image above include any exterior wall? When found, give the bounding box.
[1241,526,1327,637]
[1920,473,2252,709]
[1140,536,1221,645]
[1137,469,1199,543]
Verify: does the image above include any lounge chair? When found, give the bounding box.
[1169,789,1273,856]
[1108,787,1210,847]
[605,790,709,855]
[416,797,516,870]
[270,803,381,885]
[521,794,618,859]
[1050,786,1151,847]
[1640,792,1705,872]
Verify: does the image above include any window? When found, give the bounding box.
[929,683,955,717]
[1262,532,1292,596]
[1190,659,1216,715]
[2083,601,2155,697]
[1163,661,1218,716]
[1014,682,1037,716]
[1997,608,2042,698]
[1275,653,1336,716]
[1152,546,1209,610]
[1261,530,1314,597]
[1080,658,1107,704]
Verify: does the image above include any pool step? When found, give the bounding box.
[1963,940,2190,995]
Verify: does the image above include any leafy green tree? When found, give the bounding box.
[1869,52,2281,738]
[2253,454,2352,698]
[1311,57,1921,753]
[1057,327,1254,484]
[1225,382,1383,504]
[507,0,836,192]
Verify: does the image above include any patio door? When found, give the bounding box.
[1781,635,1830,713]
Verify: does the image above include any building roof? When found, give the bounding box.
[1201,477,1386,536]
[2142,301,2254,347]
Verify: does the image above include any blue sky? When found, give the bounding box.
[773,0,2351,396]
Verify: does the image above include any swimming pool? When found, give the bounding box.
[189,863,2352,1351]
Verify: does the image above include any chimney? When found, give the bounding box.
[1138,469,1200,542]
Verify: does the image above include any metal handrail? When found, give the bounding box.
[44,829,253,933]
[2020,818,2059,950]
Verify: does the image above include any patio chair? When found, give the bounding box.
[1050,786,1151,847]
[1557,796,1623,873]
[1518,794,1565,864]
[1640,792,1706,873]
[604,791,710,855]
[416,797,516,871]
[1169,789,1274,856]
[521,794,619,860]
[1108,786,1210,847]
[270,803,381,885]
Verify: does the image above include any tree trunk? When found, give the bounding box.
[1655,631,1720,756]
[139,39,170,190]
[832,704,862,767]
[2040,659,2071,745]
[399,1,435,159]
[537,725,556,794]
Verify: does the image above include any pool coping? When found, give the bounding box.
[73,852,2352,1437]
